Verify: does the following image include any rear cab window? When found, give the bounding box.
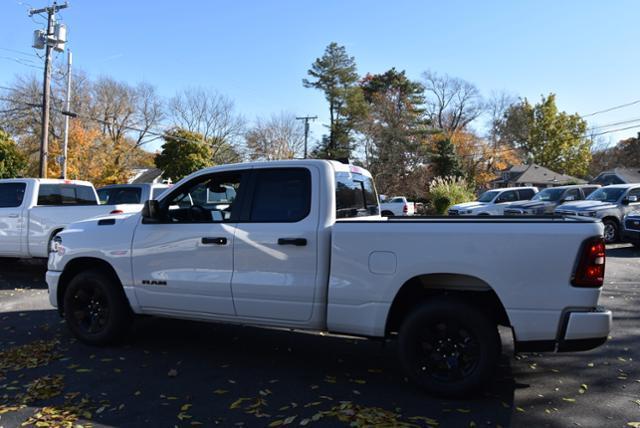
[99,188,143,205]
[335,170,379,218]
[0,183,27,208]
[37,184,97,206]
[517,189,535,200]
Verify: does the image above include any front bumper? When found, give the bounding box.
[45,270,62,309]
[515,308,611,353]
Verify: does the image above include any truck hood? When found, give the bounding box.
[49,212,141,272]
[450,201,487,210]
[557,200,617,212]
[57,211,140,237]
[508,200,555,210]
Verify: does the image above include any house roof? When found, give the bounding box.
[129,168,163,184]
[598,167,640,184]
[516,164,586,185]
[495,163,586,185]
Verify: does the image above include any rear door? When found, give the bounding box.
[0,182,27,255]
[231,167,319,322]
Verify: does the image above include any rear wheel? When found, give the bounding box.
[603,219,619,243]
[63,269,132,345]
[381,210,394,217]
[398,298,501,397]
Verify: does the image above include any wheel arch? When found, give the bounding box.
[385,273,510,336]
[602,215,619,226]
[57,257,124,315]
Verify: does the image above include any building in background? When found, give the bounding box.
[128,168,165,184]
[590,168,640,185]
[492,164,586,189]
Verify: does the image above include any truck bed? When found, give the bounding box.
[327,215,605,344]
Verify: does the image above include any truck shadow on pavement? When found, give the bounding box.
[605,244,640,258]
[0,308,518,427]
[0,257,47,290]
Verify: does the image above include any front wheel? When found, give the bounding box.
[63,269,132,345]
[603,219,619,243]
[398,298,501,398]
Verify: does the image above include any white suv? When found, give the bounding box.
[448,186,539,216]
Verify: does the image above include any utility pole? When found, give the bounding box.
[29,2,68,178]
[296,115,317,159]
[61,49,72,179]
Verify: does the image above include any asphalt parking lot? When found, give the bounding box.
[0,245,639,428]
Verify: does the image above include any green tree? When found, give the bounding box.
[359,68,430,196]
[0,129,26,178]
[303,42,361,159]
[498,94,592,177]
[155,128,213,182]
[432,138,463,178]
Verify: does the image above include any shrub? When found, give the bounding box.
[429,176,475,215]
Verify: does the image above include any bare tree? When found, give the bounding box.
[169,87,244,143]
[422,70,484,136]
[486,91,516,141]
[245,112,305,161]
[90,77,164,146]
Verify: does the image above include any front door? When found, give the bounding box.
[0,182,27,256]
[232,167,319,322]
[131,170,247,317]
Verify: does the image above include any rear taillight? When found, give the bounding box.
[572,236,606,287]
[110,209,124,214]
[403,204,408,213]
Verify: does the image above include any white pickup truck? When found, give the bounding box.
[46,160,611,397]
[448,186,538,216]
[0,178,141,258]
[379,196,415,216]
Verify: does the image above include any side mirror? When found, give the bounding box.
[142,200,161,222]
[564,195,576,202]
[625,195,639,204]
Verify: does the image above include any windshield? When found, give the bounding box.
[532,188,565,202]
[587,187,625,203]
[477,190,499,203]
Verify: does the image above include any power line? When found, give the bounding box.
[0,55,42,70]
[0,47,39,58]
[591,124,640,138]
[583,99,640,118]
[587,117,640,131]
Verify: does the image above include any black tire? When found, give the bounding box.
[63,269,132,345]
[381,210,394,217]
[603,219,619,243]
[398,298,501,398]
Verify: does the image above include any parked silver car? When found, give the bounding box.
[555,184,640,243]
[504,184,600,216]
